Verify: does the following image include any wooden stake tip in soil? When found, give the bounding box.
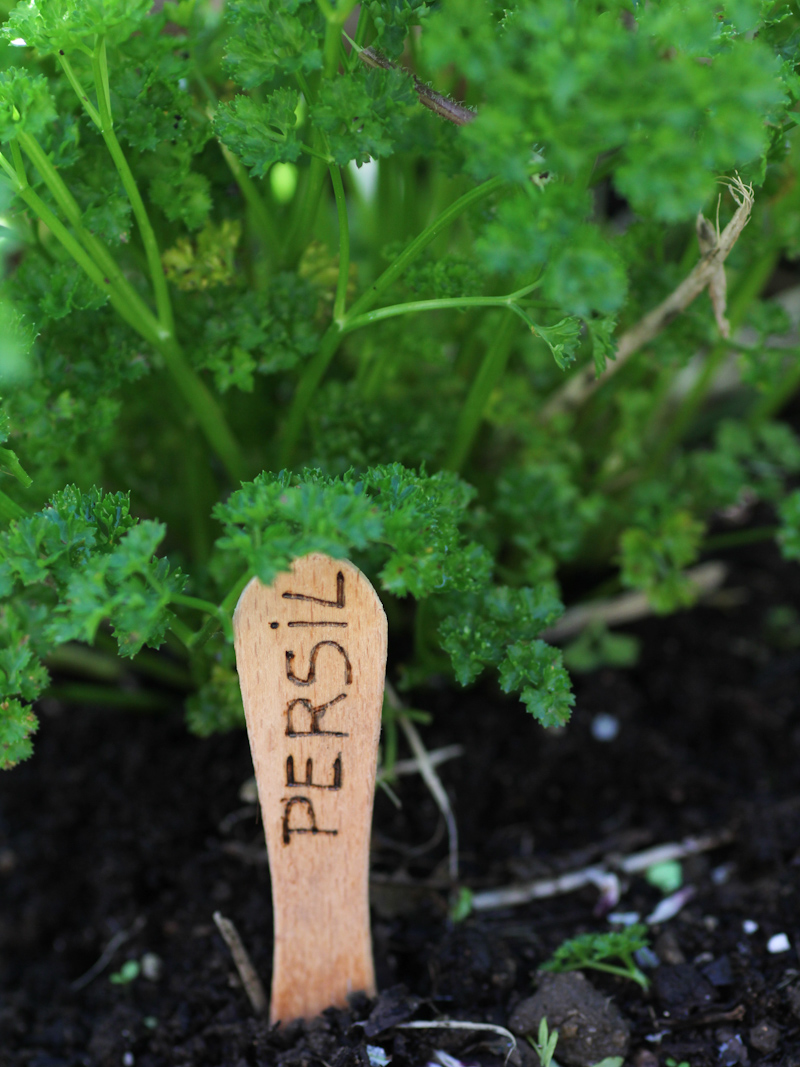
[233,553,388,1025]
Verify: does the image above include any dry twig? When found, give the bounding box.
[386,682,460,882]
[212,911,268,1014]
[395,1021,518,1064]
[470,828,734,912]
[542,177,754,420]
[543,561,727,641]
[356,45,476,127]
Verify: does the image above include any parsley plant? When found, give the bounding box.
[2,0,800,767]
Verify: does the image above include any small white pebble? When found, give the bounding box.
[367,1046,391,1067]
[743,919,759,935]
[768,933,791,954]
[608,911,641,926]
[239,777,258,803]
[141,953,162,981]
[711,863,734,886]
[123,1054,135,1067]
[591,712,619,741]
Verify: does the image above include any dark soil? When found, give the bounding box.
[3,537,800,1067]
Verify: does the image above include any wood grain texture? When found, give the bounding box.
[233,554,388,1024]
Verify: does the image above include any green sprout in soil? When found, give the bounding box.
[109,960,140,985]
[527,1018,559,1067]
[540,925,651,990]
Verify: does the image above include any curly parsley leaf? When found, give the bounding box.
[618,510,706,614]
[439,584,572,728]
[541,925,651,990]
[0,69,56,143]
[4,0,152,55]
[214,89,303,176]
[221,0,324,89]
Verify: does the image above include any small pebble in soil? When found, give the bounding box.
[711,863,734,885]
[509,972,630,1067]
[591,713,619,741]
[701,955,734,988]
[748,1018,781,1053]
[608,912,640,926]
[716,1026,749,1066]
[767,932,791,953]
[652,963,716,1017]
[786,982,800,1019]
[140,953,162,981]
[645,886,695,924]
[742,920,759,935]
[632,1051,659,1067]
[654,931,685,965]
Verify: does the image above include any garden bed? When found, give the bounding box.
[2,535,800,1067]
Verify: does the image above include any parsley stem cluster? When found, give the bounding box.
[444,313,518,472]
[280,174,508,463]
[0,43,247,482]
[329,164,350,323]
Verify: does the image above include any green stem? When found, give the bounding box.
[89,38,175,334]
[1,147,162,345]
[155,337,246,482]
[192,571,253,649]
[57,51,102,127]
[172,593,235,644]
[347,176,506,322]
[343,285,539,334]
[749,348,800,425]
[45,643,123,682]
[0,487,27,522]
[444,313,517,471]
[194,71,280,253]
[45,682,174,712]
[330,164,350,323]
[14,131,244,481]
[282,7,352,262]
[582,962,649,991]
[702,524,778,551]
[0,446,32,487]
[280,175,508,463]
[217,139,280,251]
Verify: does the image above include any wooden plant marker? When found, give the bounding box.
[233,553,388,1024]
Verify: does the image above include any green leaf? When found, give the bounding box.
[368,0,430,59]
[221,0,325,89]
[499,638,574,728]
[214,90,303,177]
[213,464,491,599]
[778,489,800,561]
[541,924,651,989]
[0,696,38,768]
[439,584,573,728]
[186,650,245,737]
[310,67,416,166]
[588,315,618,376]
[563,622,640,674]
[0,69,56,145]
[162,219,242,292]
[4,0,152,55]
[618,510,706,613]
[531,317,582,371]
